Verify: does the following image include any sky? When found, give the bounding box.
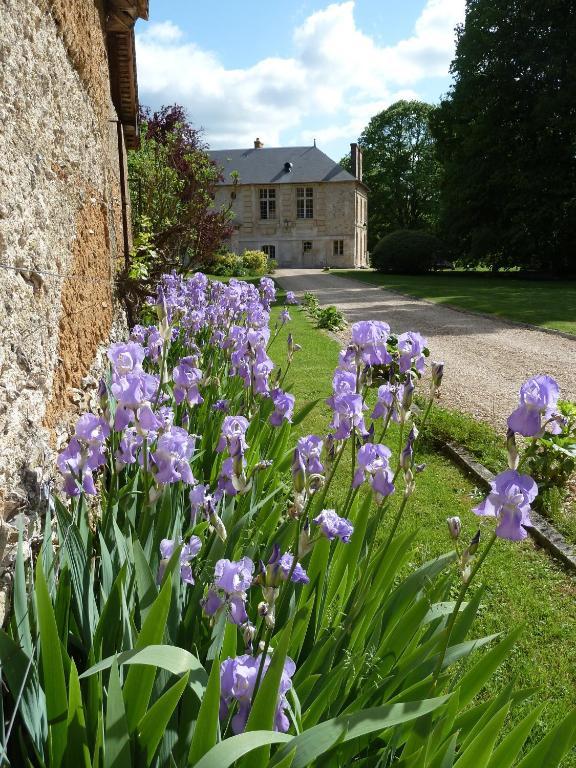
[135,0,465,161]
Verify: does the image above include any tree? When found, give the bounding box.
[346,101,441,249]
[432,0,576,273]
[123,105,233,319]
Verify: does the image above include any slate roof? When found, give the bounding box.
[208,145,358,185]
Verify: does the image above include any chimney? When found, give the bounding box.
[254,137,264,149]
[350,142,363,182]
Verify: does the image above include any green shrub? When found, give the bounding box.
[212,251,247,277]
[371,229,446,274]
[302,291,320,317]
[242,249,269,275]
[316,305,346,331]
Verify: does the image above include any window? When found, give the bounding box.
[261,245,276,259]
[259,188,276,219]
[302,241,313,253]
[333,239,344,256]
[296,187,313,218]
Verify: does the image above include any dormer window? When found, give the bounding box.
[260,188,276,219]
[296,187,313,219]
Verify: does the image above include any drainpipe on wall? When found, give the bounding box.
[114,119,131,272]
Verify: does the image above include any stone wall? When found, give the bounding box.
[0,0,128,517]
[214,181,368,268]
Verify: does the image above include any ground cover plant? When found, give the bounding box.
[332,271,576,336]
[2,275,576,766]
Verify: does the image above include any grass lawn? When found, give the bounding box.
[269,294,576,765]
[332,270,576,336]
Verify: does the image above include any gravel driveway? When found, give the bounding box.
[274,268,576,429]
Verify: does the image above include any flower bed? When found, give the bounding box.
[2,273,575,766]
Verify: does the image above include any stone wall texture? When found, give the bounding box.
[0,0,128,517]
[213,181,368,268]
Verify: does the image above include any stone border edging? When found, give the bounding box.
[444,440,576,572]
[333,275,576,342]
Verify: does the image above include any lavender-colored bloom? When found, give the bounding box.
[371,382,404,423]
[107,341,146,375]
[473,469,538,540]
[329,392,368,440]
[159,536,202,584]
[327,369,357,404]
[507,375,561,437]
[213,399,230,413]
[214,557,255,594]
[431,361,444,388]
[353,443,395,500]
[279,308,291,325]
[313,509,354,542]
[447,516,461,539]
[350,320,392,365]
[220,654,295,734]
[217,457,239,496]
[259,276,276,307]
[130,324,148,344]
[173,356,204,406]
[292,434,324,491]
[285,291,299,305]
[151,426,196,485]
[277,552,309,583]
[397,331,427,374]
[269,388,295,426]
[400,425,418,471]
[115,427,143,468]
[204,557,254,626]
[217,415,250,456]
[57,438,97,496]
[75,413,110,445]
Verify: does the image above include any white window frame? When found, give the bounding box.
[296,187,314,219]
[259,188,276,219]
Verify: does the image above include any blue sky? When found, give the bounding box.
[136,1,464,160]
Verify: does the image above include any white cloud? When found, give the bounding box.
[136,1,464,152]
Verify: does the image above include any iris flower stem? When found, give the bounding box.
[313,441,346,514]
[430,530,498,692]
[377,411,393,445]
[153,337,170,409]
[251,628,272,704]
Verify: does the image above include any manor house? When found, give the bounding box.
[209,140,368,268]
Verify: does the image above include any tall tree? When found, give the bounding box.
[347,100,441,249]
[432,0,576,272]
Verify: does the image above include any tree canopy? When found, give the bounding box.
[347,100,441,249]
[432,0,576,273]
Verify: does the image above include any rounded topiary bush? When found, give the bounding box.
[371,229,446,274]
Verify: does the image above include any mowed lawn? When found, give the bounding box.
[269,296,576,765]
[333,270,576,336]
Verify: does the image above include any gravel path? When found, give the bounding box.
[274,268,576,430]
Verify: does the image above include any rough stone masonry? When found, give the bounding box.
[0,0,144,518]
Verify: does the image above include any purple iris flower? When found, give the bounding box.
[507,375,561,437]
[350,320,392,366]
[285,291,299,305]
[269,388,295,426]
[473,469,538,540]
[111,370,162,433]
[107,341,146,375]
[159,536,202,584]
[353,443,395,501]
[115,427,143,468]
[329,393,368,440]
[259,277,276,308]
[217,415,250,457]
[151,426,196,485]
[220,654,296,734]
[277,552,309,584]
[397,331,427,373]
[75,413,110,445]
[203,557,255,626]
[326,369,357,407]
[292,434,324,491]
[57,438,98,496]
[173,357,204,406]
[371,382,404,423]
[279,309,291,325]
[313,509,354,542]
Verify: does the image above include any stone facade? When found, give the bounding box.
[0,0,146,518]
[213,180,368,269]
